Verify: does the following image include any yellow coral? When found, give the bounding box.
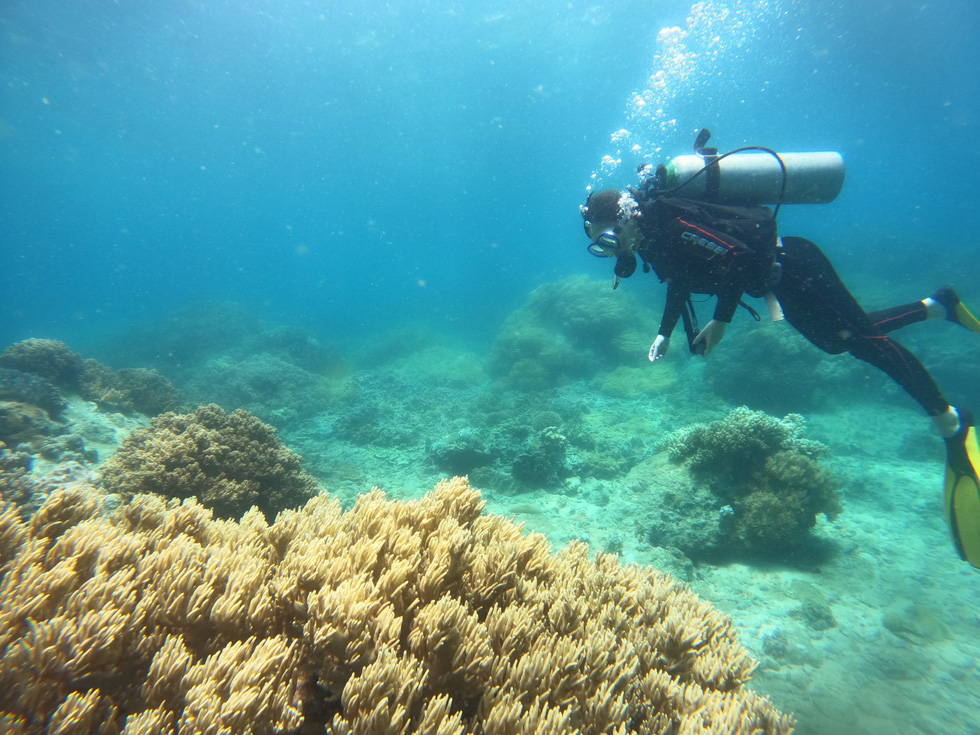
[0,478,794,734]
[98,403,319,520]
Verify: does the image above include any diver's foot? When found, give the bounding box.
[945,406,976,441]
[931,286,980,334]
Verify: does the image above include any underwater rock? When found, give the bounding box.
[592,363,679,400]
[429,428,495,475]
[0,440,55,512]
[790,595,838,632]
[250,324,347,375]
[188,353,333,429]
[631,453,725,553]
[488,275,656,390]
[704,323,876,414]
[0,401,57,445]
[33,433,98,465]
[882,602,949,644]
[511,426,570,489]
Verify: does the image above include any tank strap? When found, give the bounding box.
[703,152,721,200]
[763,238,785,321]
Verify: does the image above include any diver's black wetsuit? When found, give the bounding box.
[636,210,948,416]
[772,236,946,416]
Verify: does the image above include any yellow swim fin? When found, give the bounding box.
[952,301,980,334]
[933,285,980,334]
[944,417,980,569]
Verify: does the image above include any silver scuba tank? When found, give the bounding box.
[656,150,845,205]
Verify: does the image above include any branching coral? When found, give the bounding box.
[98,403,319,520]
[0,477,794,735]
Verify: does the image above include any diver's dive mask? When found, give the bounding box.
[587,230,637,289]
[587,232,622,258]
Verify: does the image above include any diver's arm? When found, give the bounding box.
[713,283,744,324]
[659,283,687,338]
[650,284,687,361]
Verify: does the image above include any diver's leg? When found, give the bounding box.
[772,237,880,354]
[773,241,978,566]
[846,333,950,418]
[773,238,952,417]
[867,301,927,333]
[867,286,980,334]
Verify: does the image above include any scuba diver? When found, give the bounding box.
[580,131,980,569]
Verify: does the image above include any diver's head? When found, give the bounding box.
[580,189,643,287]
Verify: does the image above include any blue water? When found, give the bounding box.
[3,0,977,348]
[3,1,980,733]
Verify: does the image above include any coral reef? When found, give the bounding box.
[0,442,44,508]
[0,401,58,446]
[0,477,793,734]
[185,353,334,429]
[88,309,344,428]
[431,420,573,491]
[0,340,183,418]
[422,387,663,491]
[511,425,570,487]
[92,302,265,378]
[79,362,183,416]
[251,325,347,376]
[0,368,67,418]
[329,373,424,449]
[429,428,495,476]
[592,364,679,400]
[488,275,655,390]
[704,322,890,414]
[489,326,588,391]
[31,433,98,466]
[98,403,319,520]
[644,407,841,557]
[0,339,85,389]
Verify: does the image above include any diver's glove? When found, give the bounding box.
[649,335,670,362]
[693,319,726,356]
